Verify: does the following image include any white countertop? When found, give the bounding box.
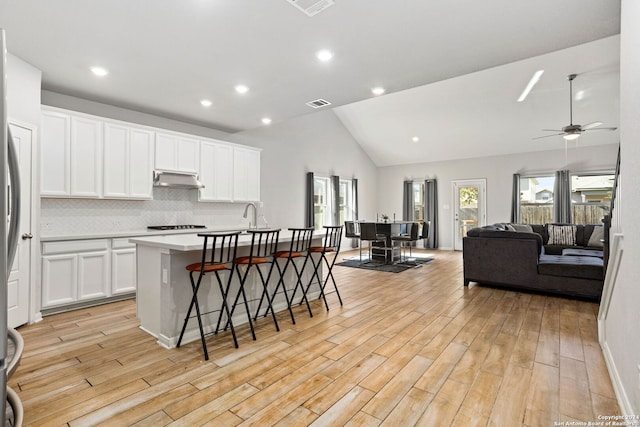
[39,226,249,242]
[130,229,302,252]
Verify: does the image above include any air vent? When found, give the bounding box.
[306,98,332,108]
[287,0,335,17]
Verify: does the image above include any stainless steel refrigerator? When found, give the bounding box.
[2,27,24,427]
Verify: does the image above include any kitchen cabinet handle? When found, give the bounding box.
[21,233,33,240]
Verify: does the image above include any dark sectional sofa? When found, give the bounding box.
[463,222,605,300]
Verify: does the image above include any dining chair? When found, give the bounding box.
[359,222,389,263]
[391,222,420,262]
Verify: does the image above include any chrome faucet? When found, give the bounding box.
[243,202,258,229]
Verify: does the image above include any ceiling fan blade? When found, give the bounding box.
[584,127,617,131]
[583,121,603,130]
[541,129,563,132]
[533,133,565,140]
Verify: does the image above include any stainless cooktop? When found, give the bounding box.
[147,225,207,231]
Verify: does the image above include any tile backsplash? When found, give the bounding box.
[40,187,250,236]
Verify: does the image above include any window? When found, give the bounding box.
[339,179,354,225]
[571,173,614,224]
[313,177,329,231]
[519,175,555,224]
[413,182,424,220]
[314,176,354,230]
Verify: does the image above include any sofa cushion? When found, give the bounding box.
[547,224,577,246]
[508,223,533,233]
[562,248,603,258]
[531,224,547,242]
[466,224,507,236]
[475,229,543,255]
[587,225,604,248]
[538,254,603,280]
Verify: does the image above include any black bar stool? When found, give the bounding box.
[303,225,343,311]
[177,231,240,360]
[256,227,315,323]
[229,228,281,340]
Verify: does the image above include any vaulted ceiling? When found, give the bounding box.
[0,0,621,166]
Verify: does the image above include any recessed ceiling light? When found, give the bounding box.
[261,117,272,125]
[412,136,420,142]
[235,84,249,94]
[372,87,386,96]
[316,49,334,62]
[90,66,108,77]
[200,99,212,107]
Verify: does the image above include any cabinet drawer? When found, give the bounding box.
[113,238,137,249]
[43,239,109,255]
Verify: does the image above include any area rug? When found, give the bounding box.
[335,256,433,273]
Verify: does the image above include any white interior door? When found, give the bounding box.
[453,179,486,251]
[8,123,33,327]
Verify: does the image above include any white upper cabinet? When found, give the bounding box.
[41,109,102,197]
[103,123,128,198]
[104,122,154,199]
[129,128,155,198]
[199,140,233,202]
[199,141,260,203]
[41,107,260,202]
[70,116,102,197]
[41,111,70,196]
[233,146,261,202]
[155,132,199,173]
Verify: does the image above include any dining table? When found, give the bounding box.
[360,221,415,264]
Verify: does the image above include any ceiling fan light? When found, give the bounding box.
[563,133,580,141]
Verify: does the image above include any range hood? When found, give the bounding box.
[153,171,205,189]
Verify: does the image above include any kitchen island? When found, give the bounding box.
[130,230,323,349]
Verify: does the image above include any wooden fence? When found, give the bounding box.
[521,203,606,225]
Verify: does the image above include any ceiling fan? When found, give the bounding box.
[534,73,617,141]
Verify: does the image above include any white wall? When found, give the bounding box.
[7,53,41,126]
[601,0,640,415]
[377,144,618,250]
[229,109,378,229]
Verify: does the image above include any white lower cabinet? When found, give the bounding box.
[42,253,78,307]
[77,251,110,300]
[41,238,136,310]
[111,238,137,295]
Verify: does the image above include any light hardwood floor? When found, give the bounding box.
[10,249,619,426]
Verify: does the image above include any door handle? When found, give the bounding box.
[21,233,33,240]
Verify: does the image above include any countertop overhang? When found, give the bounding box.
[129,229,305,252]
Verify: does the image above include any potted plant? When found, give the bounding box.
[381,214,389,223]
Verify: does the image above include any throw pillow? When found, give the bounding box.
[510,223,533,233]
[587,226,604,248]
[547,224,577,246]
[505,224,515,231]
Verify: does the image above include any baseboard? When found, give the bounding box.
[30,311,43,324]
